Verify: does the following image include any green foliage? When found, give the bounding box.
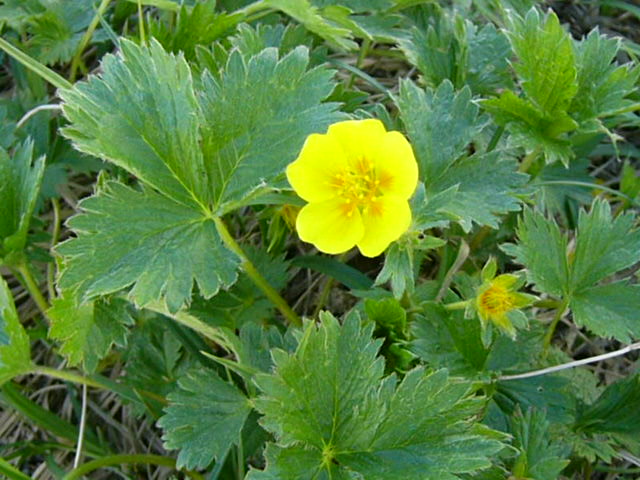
[0,278,31,386]
[250,313,503,479]
[263,0,356,50]
[0,140,45,262]
[399,80,527,231]
[59,39,341,310]
[505,199,640,341]
[158,368,253,469]
[509,408,569,480]
[56,182,240,313]
[48,292,133,372]
[199,46,343,209]
[575,373,640,450]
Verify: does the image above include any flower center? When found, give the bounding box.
[478,284,514,316]
[331,157,382,216]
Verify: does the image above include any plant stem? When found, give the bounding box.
[15,262,50,319]
[214,217,301,327]
[61,454,205,480]
[443,300,470,311]
[47,197,62,300]
[69,0,113,82]
[435,240,469,302]
[33,366,104,389]
[0,37,72,90]
[542,298,569,355]
[518,147,540,173]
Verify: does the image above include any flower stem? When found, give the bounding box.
[14,262,50,320]
[542,298,569,355]
[214,217,302,327]
[443,300,470,311]
[61,454,205,480]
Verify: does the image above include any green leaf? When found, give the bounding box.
[188,246,289,329]
[505,8,577,116]
[575,373,640,438]
[506,200,640,341]
[398,80,485,182]
[0,277,31,386]
[570,198,640,292]
[375,241,415,298]
[465,23,513,95]
[410,302,488,375]
[251,313,503,479]
[502,208,570,298]
[571,29,640,120]
[48,291,133,373]
[432,152,527,231]
[263,0,357,50]
[570,283,640,343]
[28,0,97,65]
[158,368,253,470]
[57,182,239,312]
[0,140,45,258]
[290,255,373,290]
[398,81,525,231]
[199,46,343,210]
[61,39,209,207]
[509,408,569,480]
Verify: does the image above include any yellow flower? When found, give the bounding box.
[286,119,418,257]
[475,274,534,337]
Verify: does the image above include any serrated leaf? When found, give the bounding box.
[410,302,488,375]
[251,313,503,479]
[200,46,343,209]
[465,23,513,95]
[505,200,640,341]
[433,152,527,231]
[502,208,570,298]
[398,80,485,182]
[188,247,289,329]
[571,29,640,120]
[61,39,209,207]
[28,0,97,65]
[57,182,239,312]
[0,140,45,258]
[375,241,415,298]
[48,291,133,373]
[570,199,640,292]
[263,0,357,50]
[158,368,252,470]
[60,40,340,310]
[509,408,569,480]
[506,8,577,116]
[570,283,640,343]
[0,277,31,385]
[575,373,640,437]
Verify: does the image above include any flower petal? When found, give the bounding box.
[327,119,387,164]
[357,196,411,257]
[370,131,419,199]
[296,198,364,254]
[286,133,347,202]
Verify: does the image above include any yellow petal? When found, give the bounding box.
[296,198,364,254]
[286,133,347,202]
[491,274,518,290]
[327,119,387,164]
[370,131,419,199]
[357,196,411,257]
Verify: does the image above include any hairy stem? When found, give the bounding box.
[215,217,301,327]
[542,298,569,355]
[15,262,50,319]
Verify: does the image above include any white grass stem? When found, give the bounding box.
[16,104,61,128]
[73,383,88,468]
[499,341,640,381]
